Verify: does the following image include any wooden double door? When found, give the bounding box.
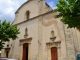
[22,43,28,60]
[51,47,58,60]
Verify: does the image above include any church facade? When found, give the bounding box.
[1,0,80,60]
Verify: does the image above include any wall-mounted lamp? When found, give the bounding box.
[50,30,56,41]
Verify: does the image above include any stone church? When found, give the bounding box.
[1,0,80,60]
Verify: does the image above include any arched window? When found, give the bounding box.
[26,11,30,20]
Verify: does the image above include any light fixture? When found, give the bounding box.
[50,30,56,41]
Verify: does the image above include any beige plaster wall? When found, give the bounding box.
[2,18,39,59]
[13,0,51,25]
[1,0,78,60]
[14,18,39,59]
[42,12,67,60]
[13,0,39,25]
[1,12,68,60]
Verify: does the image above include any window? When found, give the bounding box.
[26,11,30,20]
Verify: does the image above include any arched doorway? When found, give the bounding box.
[51,47,58,60]
[22,43,28,60]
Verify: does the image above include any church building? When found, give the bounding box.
[1,0,80,60]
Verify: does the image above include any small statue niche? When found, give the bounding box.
[25,28,28,35]
[50,29,56,41]
[24,28,28,38]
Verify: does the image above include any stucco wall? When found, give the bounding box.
[13,0,51,25]
[42,12,67,60]
[1,0,78,59]
[13,1,39,25]
[13,18,39,59]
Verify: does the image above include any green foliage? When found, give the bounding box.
[0,20,20,50]
[0,41,4,50]
[55,0,80,29]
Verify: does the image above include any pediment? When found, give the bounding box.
[19,37,32,45]
[46,41,61,48]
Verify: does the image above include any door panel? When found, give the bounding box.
[6,51,9,58]
[22,43,28,60]
[51,47,58,60]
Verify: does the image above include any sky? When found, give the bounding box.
[0,0,58,23]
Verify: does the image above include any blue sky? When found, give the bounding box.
[46,0,58,9]
[0,0,58,22]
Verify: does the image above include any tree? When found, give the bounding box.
[0,20,20,50]
[55,0,80,29]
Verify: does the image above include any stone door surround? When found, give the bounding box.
[19,37,32,60]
